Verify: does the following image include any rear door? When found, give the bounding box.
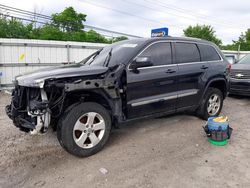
[173,42,210,108]
[126,42,178,119]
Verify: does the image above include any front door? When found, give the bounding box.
[126,42,178,119]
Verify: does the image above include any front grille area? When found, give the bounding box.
[12,85,28,111]
[12,86,41,111]
[230,70,250,79]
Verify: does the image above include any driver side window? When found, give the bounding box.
[139,42,172,66]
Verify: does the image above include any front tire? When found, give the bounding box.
[197,87,223,120]
[57,102,111,157]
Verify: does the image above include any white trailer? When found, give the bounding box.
[0,38,107,89]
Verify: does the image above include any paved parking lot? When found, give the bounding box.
[1,92,250,188]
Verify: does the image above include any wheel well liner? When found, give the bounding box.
[64,90,113,111]
[198,78,227,108]
[63,89,123,123]
[207,79,227,99]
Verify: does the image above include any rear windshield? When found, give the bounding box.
[81,39,146,67]
[238,54,250,64]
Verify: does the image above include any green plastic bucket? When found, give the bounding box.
[208,138,228,146]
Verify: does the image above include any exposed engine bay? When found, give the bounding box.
[6,85,64,134]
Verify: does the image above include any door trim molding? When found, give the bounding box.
[178,90,198,98]
[131,95,177,107]
[129,89,198,107]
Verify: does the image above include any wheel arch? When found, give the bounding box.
[206,79,228,99]
[199,78,228,106]
[63,89,123,126]
[64,89,113,112]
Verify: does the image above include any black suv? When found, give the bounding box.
[6,37,229,157]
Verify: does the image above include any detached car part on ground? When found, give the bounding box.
[229,54,250,96]
[6,37,230,157]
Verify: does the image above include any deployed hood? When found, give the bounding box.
[231,63,250,70]
[16,64,109,87]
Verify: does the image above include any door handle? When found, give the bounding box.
[201,65,209,70]
[165,69,176,73]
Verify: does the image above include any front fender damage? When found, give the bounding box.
[6,64,126,134]
[64,64,126,122]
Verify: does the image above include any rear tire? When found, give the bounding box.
[197,87,223,120]
[57,102,111,157]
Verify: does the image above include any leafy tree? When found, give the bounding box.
[112,36,128,43]
[0,7,129,44]
[67,31,86,42]
[0,17,31,38]
[222,29,250,51]
[51,7,86,32]
[85,30,109,43]
[183,25,222,46]
[0,17,8,38]
[33,24,65,40]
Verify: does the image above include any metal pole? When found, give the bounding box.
[0,71,2,91]
[67,44,70,64]
[237,44,241,61]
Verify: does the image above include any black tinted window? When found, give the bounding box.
[175,43,200,64]
[139,42,172,66]
[198,44,221,61]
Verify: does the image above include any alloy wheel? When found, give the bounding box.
[207,94,221,116]
[73,112,105,149]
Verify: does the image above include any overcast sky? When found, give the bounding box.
[0,0,249,44]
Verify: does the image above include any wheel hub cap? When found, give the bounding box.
[73,112,105,149]
[87,128,92,133]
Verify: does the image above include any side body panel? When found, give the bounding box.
[126,42,178,118]
[126,65,178,118]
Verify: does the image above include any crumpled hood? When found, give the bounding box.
[16,64,109,87]
[231,63,250,70]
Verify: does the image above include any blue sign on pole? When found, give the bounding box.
[151,27,169,37]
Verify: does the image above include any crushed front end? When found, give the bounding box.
[6,82,65,134]
[5,63,125,135]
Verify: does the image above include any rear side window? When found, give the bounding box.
[175,43,200,64]
[139,42,172,66]
[198,44,221,61]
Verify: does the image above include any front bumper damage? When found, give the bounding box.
[6,86,51,134]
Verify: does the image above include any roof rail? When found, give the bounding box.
[180,36,202,40]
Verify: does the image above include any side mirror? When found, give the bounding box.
[130,56,153,70]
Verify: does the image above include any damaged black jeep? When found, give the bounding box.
[6,37,229,157]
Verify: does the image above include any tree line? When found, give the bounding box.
[0,7,249,50]
[0,7,128,44]
[183,25,250,51]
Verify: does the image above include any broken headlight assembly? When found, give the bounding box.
[7,81,65,135]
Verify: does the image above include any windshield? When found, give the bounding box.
[238,54,250,64]
[80,39,146,67]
